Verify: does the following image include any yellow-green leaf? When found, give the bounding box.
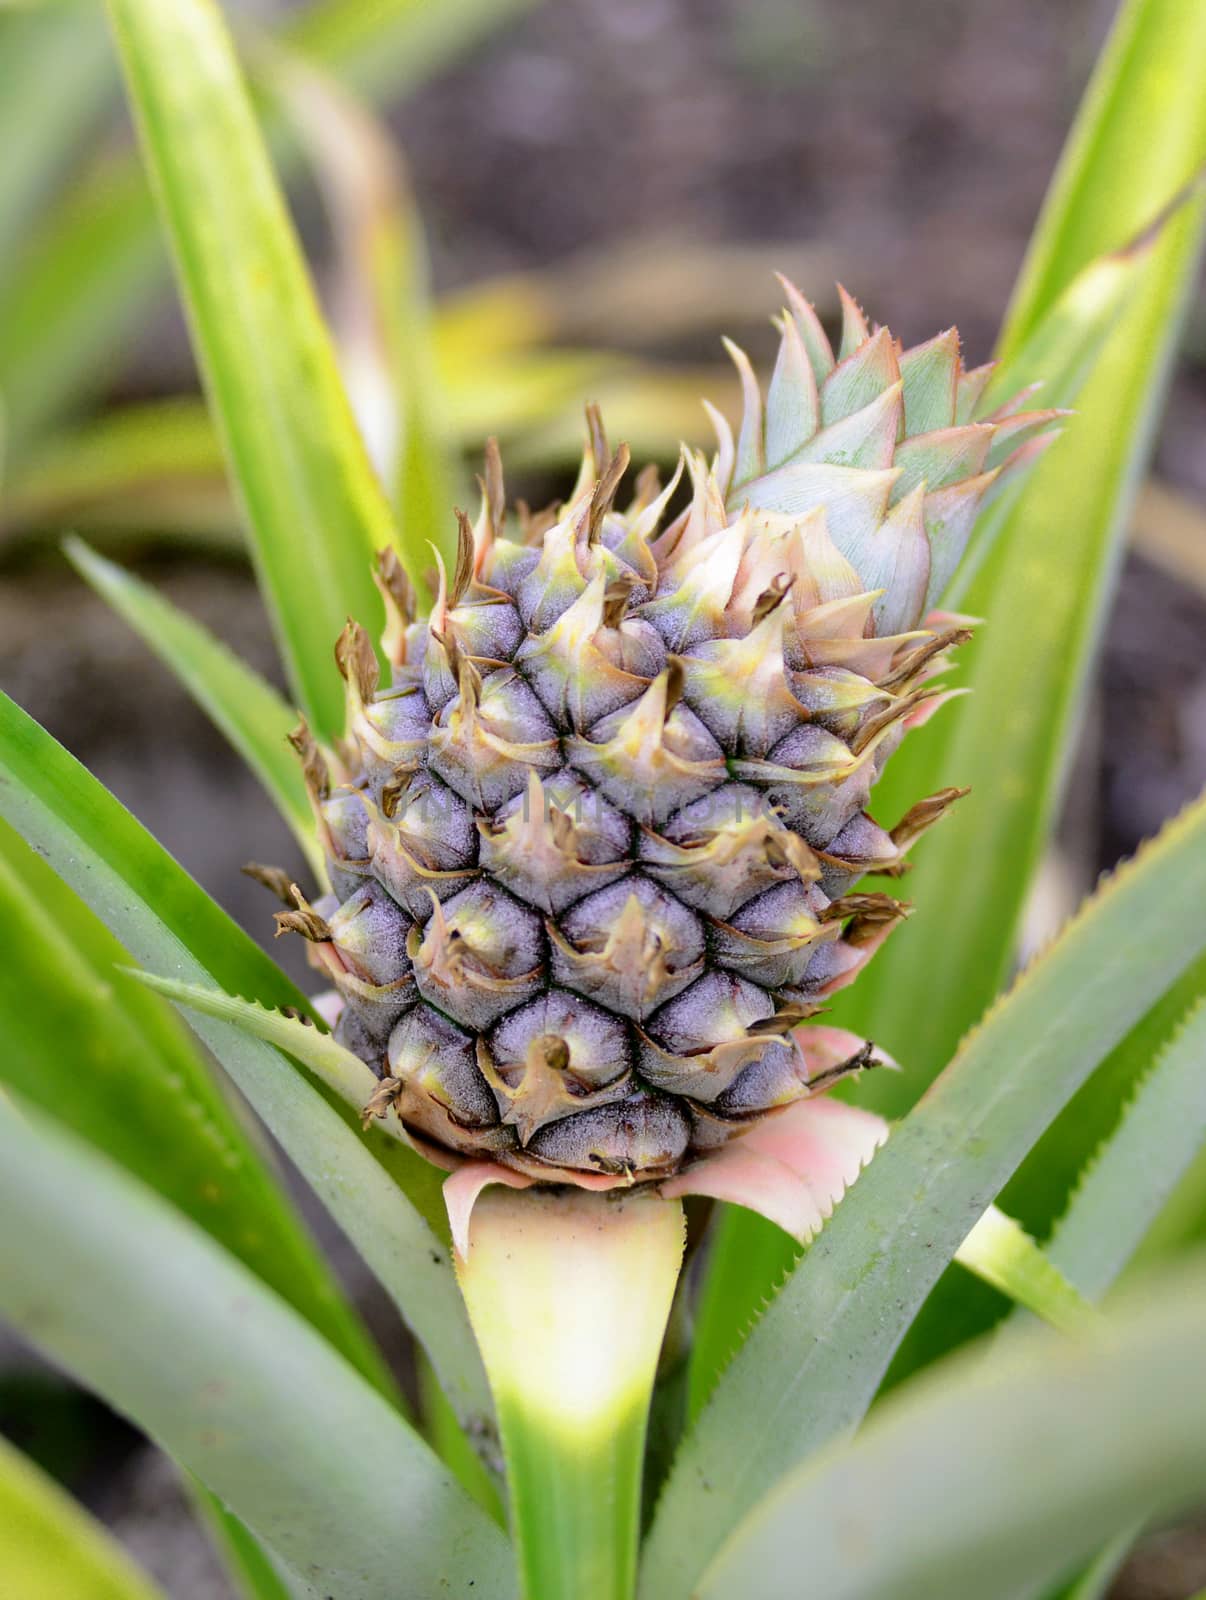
[104,0,402,738]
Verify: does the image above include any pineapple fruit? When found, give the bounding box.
[270,281,1058,1188]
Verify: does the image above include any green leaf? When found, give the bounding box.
[188,1484,298,1600]
[1038,997,1206,1301]
[0,162,161,459]
[947,233,1160,600]
[0,1100,513,1599]
[0,1432,164,1600]
[271,53,461,574]
[1046,1540,1135,1600]
[0,0,530,466]
[641,790,1206,1599]
[288,0,535,100]
[1004,950,1206,1260]
[64,537,322,876]
[687,1208,800,1425]
[416,1352,505,1524]
[0,398,233,550]
[0,688,303,1011]
[0,1,115,275]
[0,692,492,1443]
[998,0,1206,357]
[115,972,496,1455]
[121,969,447,1227]
[836,0,1206,1114]
[952,1206,1095,1334]
[0,815,387,1395]
[104,0,403,739]
[882,960,1206,1408]
[693,1258,1206,1600]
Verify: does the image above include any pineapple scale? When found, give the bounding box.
[280,283,1059,1185]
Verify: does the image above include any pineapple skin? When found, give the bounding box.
[280,282,1058,1186]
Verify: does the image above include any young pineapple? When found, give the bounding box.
[272,281,1058,1187]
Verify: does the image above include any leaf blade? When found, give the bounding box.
[0,816,388,1395]
[998,0,1206,356]
[0,692,492,1439]
[64,537,321,873]
[0,0,529,467]
[0,1101,513,1600]
[695,1261,1206,1600]
[0,1,115,273]
[1041,997,1206,1301]
[0,1432,165,1600]
[103,0,401,737]
[641,790,1206,1598]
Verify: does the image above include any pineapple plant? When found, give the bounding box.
[3,3,1206,1600]
[266,286,1057,1212]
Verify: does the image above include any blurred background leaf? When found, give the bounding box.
[0,1,116,281]
[0,1431,164,1600]
[0,0,535,460]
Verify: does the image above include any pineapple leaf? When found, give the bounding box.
[0,1430,165,1600]
[0,688,304,1011]
[0,164,173,466]
[1013,1001,1206,1600]
[0,814,392,1399]
[692,1258,1206,1600]
[0,0,530,461]
[186,1488,296,1600]
[124,969,405,1147]
[0,692,492,1444]
[0,399,233,552]
[952,1205,1095,1334]
[102,0,404,740]
[821,0,1206,1111]
[64,537,324,878]
[0,336,615,552]
[287,0,534,101]
[0,1,114,265]
[1044,1541,1136,1600]
[1003,950,1206,1267]
[121,973,493,1438]
[945,223,1164,603]
[1034,996,1206,1302]
[998,0,1206,358]
[0,1099,514,1600]
[0,694,492,1446]
[881,957,1206,1412]
[642,788,1206,1598]
[271,52,464,571]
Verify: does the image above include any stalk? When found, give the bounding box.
[456,1185,685,1600]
